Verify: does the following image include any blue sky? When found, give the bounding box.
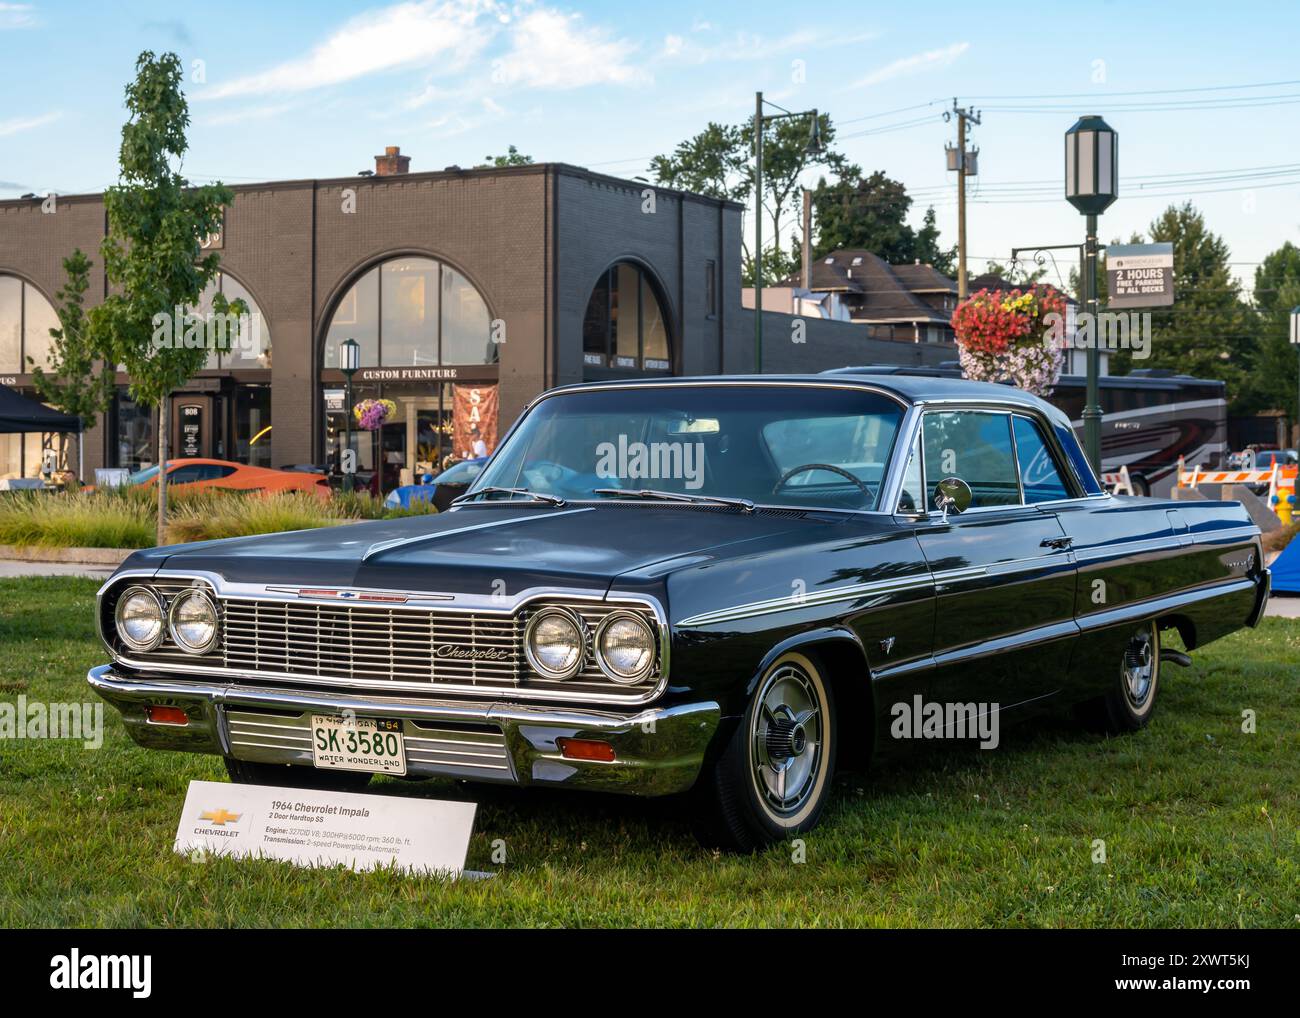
[3,0,1298,294]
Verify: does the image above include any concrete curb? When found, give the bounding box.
[0,545,136,565]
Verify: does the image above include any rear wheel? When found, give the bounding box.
[691,651,836,852]
[1097,621,1161,732]
[224,757,372,792]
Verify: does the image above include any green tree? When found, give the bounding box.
[27,249,117,482]
[1140,203,1256,407]
[86,52,241,543]
[479,145,533,167]
[1243,241,1300,427]
[914,207,956,276]
[651,113,856,285]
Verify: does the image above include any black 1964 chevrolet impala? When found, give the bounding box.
[89,374,1270,850]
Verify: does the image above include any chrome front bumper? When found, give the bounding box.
[88,665,720,796]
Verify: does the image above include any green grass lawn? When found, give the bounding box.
[1,576,1296,928]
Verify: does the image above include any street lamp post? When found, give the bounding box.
[1291,306,1300,447]
[339,337,360,493]
[753,91,823,374]
[1064,115,1118,473]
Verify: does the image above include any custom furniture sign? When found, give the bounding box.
[1106,242,1174,308]
[174,780,477,877]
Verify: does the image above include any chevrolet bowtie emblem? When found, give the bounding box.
[200,808,242,826]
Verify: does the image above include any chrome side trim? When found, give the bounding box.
[674,551,1080,629]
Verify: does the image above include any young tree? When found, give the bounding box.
[27,249,116,482]
[87,51,241,544]
[651,114,856,285]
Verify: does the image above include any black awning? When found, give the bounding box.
[0,384,83,434]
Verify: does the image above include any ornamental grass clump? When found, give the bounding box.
[0,490,156,549]
[163,492,366,544]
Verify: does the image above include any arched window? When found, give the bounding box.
[321,256,496,369]
[194,271,272,370]
[0,274,60,373]
[582,262,671,375]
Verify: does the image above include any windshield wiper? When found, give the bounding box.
[593,488,755,513]
[452,486,567,507]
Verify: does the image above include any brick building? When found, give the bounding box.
[0,149,953,487]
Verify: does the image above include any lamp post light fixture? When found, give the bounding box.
[1291,306,1300,447]
[753,91,823,374]
[339,337,360,493]
[1065,115,1118,474]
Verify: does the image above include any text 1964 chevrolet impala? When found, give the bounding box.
[89,374,1270,850]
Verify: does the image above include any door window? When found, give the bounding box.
[922,411,1019,509]
[1012,416,1072,503]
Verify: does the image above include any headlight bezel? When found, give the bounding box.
[113,585,167,653]
[524,605,589,680]
[594,610,658,685]
[166,587,220,655]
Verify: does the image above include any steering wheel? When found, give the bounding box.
[772,463,874,503]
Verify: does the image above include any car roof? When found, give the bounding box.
[546,373,1065,421]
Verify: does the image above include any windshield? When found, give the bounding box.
[126,465,161,485]
[471,385,905,510]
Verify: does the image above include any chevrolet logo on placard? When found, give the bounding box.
[199,808,242,826]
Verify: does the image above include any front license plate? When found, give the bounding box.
[310,714,406,776]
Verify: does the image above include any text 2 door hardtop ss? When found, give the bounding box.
[89,374,1269,850]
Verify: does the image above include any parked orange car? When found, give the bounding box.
[95,459,330,499]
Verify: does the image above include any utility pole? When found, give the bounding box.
[801,187,812,290]
[754,91,764,372]
[945,100,981,300]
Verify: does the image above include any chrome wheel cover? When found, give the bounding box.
[750,662,824,818]
[1122,625,1157,710]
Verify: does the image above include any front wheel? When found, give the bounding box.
[224,757,373,792]
[691,651,837,852]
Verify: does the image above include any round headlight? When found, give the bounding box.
[595,612,656,684]
[525,607,587,680]
[114,586,165,652]
[168,588,218,655]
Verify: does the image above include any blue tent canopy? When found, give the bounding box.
[1272,536,1300,594]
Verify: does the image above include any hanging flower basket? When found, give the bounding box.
[951,285,1069,396]
[353,398,396,431]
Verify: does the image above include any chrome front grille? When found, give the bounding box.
[101,576,663,701]
[221,599,523,687]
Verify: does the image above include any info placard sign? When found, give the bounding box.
[1106,242,1174,308]
[174,780,476,877]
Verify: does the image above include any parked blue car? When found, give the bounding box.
[384,457,487,511]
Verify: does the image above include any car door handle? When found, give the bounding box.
[1040,536,1073,550]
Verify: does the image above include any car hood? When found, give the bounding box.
[122,503,862,596]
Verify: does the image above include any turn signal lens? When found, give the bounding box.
[557,738,616,762]
[146,705,189,726]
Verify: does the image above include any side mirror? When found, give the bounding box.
[933,476,972,521]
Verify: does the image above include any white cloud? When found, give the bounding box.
[0,3,35,30]
[850,42,969,88]
[0,111,60,136]
[198,102,300,127]
[493,8,646,88]
[659,28,877,64]
[198,1,646,105]
[198,0,498,100]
